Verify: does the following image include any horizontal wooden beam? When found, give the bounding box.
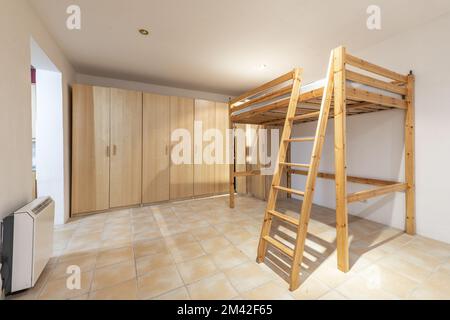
[345,54,408,83]
[346,87,407,109]
[230,70,295,105]
[289,169,399,187]
[346,70,407,95]
[231,85,292,113]
[347,183,408,203]
[289,111,321,122]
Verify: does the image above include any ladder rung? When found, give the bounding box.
[263,236,294,257]
[268,210,299,226]
[285,137,315,143]
[280,162,310,169]
[289,111,321,122]
[273,186,305,196]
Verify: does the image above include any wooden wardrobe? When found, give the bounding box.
[72,85,230,216]
[169,97,194,200]
[72,85,142,215]
[142,93,170,204]
[194,100,230,197]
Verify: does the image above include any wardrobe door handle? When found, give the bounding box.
[106,146,110,157]
[113,145,117,156]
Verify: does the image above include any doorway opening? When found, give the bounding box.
[30,38,65,225]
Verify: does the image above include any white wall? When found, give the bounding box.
[35,70,65,225]
[291,13,450,244]
[0,0,75,223]
[76,74,231,103]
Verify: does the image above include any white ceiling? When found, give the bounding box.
[30,0,450,95]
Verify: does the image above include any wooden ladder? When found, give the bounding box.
[256,52,336,291]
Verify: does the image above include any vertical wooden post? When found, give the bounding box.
[229,99,235,208]
[405,73,416,234]
[333,46,350,272]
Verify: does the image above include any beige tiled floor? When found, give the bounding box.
[9,195,450,300]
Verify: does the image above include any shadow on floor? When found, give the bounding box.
[259,198,406,286]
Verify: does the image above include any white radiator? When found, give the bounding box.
[1,197,54,294]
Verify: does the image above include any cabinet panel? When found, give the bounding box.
[71,85,110,215]
[142,93,170,203]
[215,102,229,194]
[170,97,194,200]
[110,89,143,208]
[194,99,216,196]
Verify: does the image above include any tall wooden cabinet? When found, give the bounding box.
[170,97,194,200]
[109,89,143,208]
[142,93,170,204]
[72,84,232,216]
[193,100,230,196]
[72,85,111,215]
[194,99,216,196]
[72,85,142,215]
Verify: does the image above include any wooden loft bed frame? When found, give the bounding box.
[227,46,415,289]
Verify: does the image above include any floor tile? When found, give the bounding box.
[187,273,238,300]
[138,265,184,299]
[225,262,272,292]
[49,253,97,280]
[290,277,330,300]
[200,236,232,254]
[89,279,138,300]
[336,275,400,300]
[39,271,94,300]
[153,287,191,300]
[169,242,206,263]
[136,252,175,276]
[134,238,168,258]
[96,246,134,268]
[92,260,136,291]
[210,246,250,270]
[241,281,294,300]
[177,256,219,284]
[359,264,419,298]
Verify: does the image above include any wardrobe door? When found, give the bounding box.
[110,89,143,208]
[71,85,110,215]
[215,102,229,194]
[194,99,216,196]
[142,93,170,203]
[170,97,194,200]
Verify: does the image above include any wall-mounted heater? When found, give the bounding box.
[1,197,54,295]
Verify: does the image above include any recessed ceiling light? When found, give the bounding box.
[139,28,150,36]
